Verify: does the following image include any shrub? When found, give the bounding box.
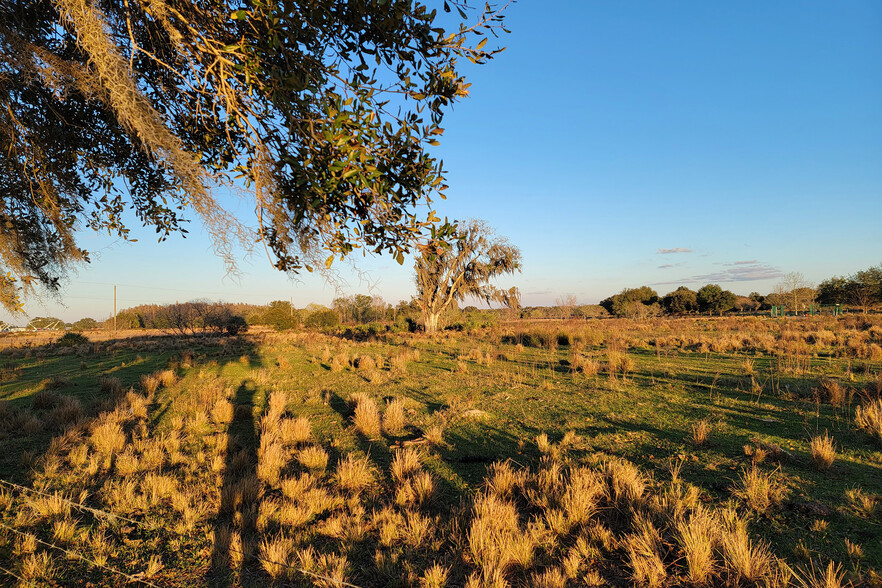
[56,332,89,347]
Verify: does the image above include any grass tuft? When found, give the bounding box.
[810,432,835,470]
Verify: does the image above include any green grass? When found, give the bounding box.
[1,321,881,585]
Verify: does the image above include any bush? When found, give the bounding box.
[56,332,89,347]
[303,310,340,330]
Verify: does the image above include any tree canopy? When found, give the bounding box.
[600,286,660,318]
[414,219,520,334]
[0,0,506,312]
[696,284,736,315]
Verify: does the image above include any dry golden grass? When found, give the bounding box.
[810,432,836,470]
[732,465,786,513]
[90,419,126,456]
[855,398,882,444]
[626,516,667,587]
[20,550,57,582]
[424,425,445,447]
[391,447,422,483]
[259,533,294,578]
[210,397,234,425]
[267,389,289,420]
[383,398,406,436]
[690,418,711,446]
[604,459,645,507]
[281,473,314,500]
[352,395,382,439]
[279,416,311,445]
[468,493,534,578]
[330,353,349,372]
[420,563,450,588]
[258,441,290,484]
[158,369,177,387]
[52,517,77,543]
[561,467,602,525]
[335,454,374,493]
[719,513,774,585]
[845,538,863,561]
[297,446,329,473]
[355,354,376,371]
[677,507,718,585]
[790,560,848,588]
[845,487,877,518]
[486,461,521,499]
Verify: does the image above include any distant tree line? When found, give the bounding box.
[597,263,882,318]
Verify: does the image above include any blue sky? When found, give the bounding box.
[5,1,881,323]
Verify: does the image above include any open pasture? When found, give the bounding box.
[1,316,880,586]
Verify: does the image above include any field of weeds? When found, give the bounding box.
[0,316,880,587]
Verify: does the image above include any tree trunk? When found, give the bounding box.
[423,311,441,334]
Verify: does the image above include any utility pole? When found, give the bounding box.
[113,285,117,332]
[290,296,294,318]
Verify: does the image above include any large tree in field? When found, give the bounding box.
[414,220,520,334]
[696,284,736,316]
[0,0,506,312]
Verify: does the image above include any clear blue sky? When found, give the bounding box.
[6,1,881,323]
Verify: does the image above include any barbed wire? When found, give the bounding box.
[0,520,162,588]
[0,563,35,587]
[0,477,364,588]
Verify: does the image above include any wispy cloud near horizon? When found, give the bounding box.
[657,247,692,254]
[654,261,784,286]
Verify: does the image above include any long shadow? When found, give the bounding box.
[209,378,260,587]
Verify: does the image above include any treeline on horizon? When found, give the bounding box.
[8,263,881,334]
[601,263,882,318]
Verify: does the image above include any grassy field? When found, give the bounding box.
[1,316,881,587]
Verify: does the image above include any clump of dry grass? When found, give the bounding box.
[731,465,786,513]
[818,378,846,406]
[259,533,294,578]
[280,416,311,445]
[604,459,646,507]
[719,512,774,585]
[690,418,711,446]
[383,398,406,436]
[140,373,161,396]
[330,353,349,372]
[158,369,177,388]
[258,441,290,484]
[355,355,376,371]
[468,492,534,580]
[790,560,848,588]
[390,350,410,372]
[391,447,422,483]
[424,425,444,447]
[20,551,57,582]
[420,563,450,588]
[626,516,667,587]
[210,398,234,425]
[352,395,381,439]
[676,506,718,585]
[48,395,83,430]
[90,418,125,456]
[297,446,329,473]
[335,454,374,493]
[810,432,836,470]
[855,398,882,444]
[845,487,877,518]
